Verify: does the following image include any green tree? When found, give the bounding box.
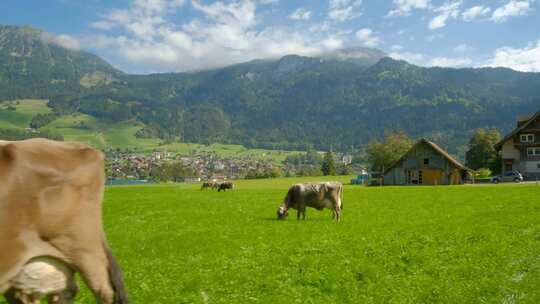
[465,128,501,172]
[29,113,58,129]
[366,131,413,173]
[321,152,337,176]
[336,163,353,175]
[298,165,322,177]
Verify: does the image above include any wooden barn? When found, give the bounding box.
[383,139,469,185]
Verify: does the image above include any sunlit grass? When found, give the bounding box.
[17,179,536,303]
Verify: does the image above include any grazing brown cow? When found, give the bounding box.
[0,138,128,304]
[217,182,234,192]
[200,182,216,190]
[277,182,343,221]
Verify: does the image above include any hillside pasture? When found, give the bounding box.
[3,178,538,303]
[0,99,51,128]
[0,100,301,160]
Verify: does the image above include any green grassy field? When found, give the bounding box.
[0,100,300,160]
[0,99,52,128]
[6,178,535,303]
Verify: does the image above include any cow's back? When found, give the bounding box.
[0,138,105,213]
[0,138,106,290]
[298,182,342,209]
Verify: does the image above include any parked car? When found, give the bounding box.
[491,170,524,184]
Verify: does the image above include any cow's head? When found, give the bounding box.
[276,205,288,220]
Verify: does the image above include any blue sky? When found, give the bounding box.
[2,0,539,73]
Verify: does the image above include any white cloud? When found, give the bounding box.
[41,33,81,50]
[486,40,540,72]
[389,51,473,68]
[389,51,426,65]
[288,8,312,21]
[387,0,431,17]
[425,33,443,41]
[429,56,472,67]
[462,5,491,21]
[429,0,462,30]
[491,0,532,23]
[429,14,449,29]
[90,0,186,38]
[391,44,404,51]
[328,0,362,22]
[355,28,381,47]
[454,43,474,52]
[88,0,350,72]
[434,1,462,15]
[91,20,116,30]
[321,36,344,49]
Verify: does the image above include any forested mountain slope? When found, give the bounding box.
[1,25,539,154]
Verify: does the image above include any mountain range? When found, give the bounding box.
[1,24,539,155]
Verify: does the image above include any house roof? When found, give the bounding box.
[383,138,469,175]
[494,110,540,150]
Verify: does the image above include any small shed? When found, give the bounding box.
[383,139,469,185]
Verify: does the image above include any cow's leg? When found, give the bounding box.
[333,206,341,221]
[0,240,26,288]
[297,205,306,220]
[75,253,114,304]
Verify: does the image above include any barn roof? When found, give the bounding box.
[494,110,540,150]
[383,138,469,175]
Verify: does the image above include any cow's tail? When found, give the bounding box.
[104,243,129,304]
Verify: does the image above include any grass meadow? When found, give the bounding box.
[5,177,536,303]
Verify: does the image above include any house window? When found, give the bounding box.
[527,147,540,156]
[521,134,535,143]
[423,158,429,165]
[537,163,540,170]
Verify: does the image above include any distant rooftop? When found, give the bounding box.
[517,114,532,122]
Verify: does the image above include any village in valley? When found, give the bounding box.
[105,110,540,187]
[104,148,361,183]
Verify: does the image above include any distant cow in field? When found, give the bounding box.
[277,182,343,221]
[0,138,128,304]
[200,181,216,190]
[217,182,234,192]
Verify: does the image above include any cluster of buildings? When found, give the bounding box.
[105,150,280,181]
[175,153,279,180]
[382,111,540,185]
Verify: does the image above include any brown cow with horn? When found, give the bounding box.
[0,138,128,304]
[277,182,343,221]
